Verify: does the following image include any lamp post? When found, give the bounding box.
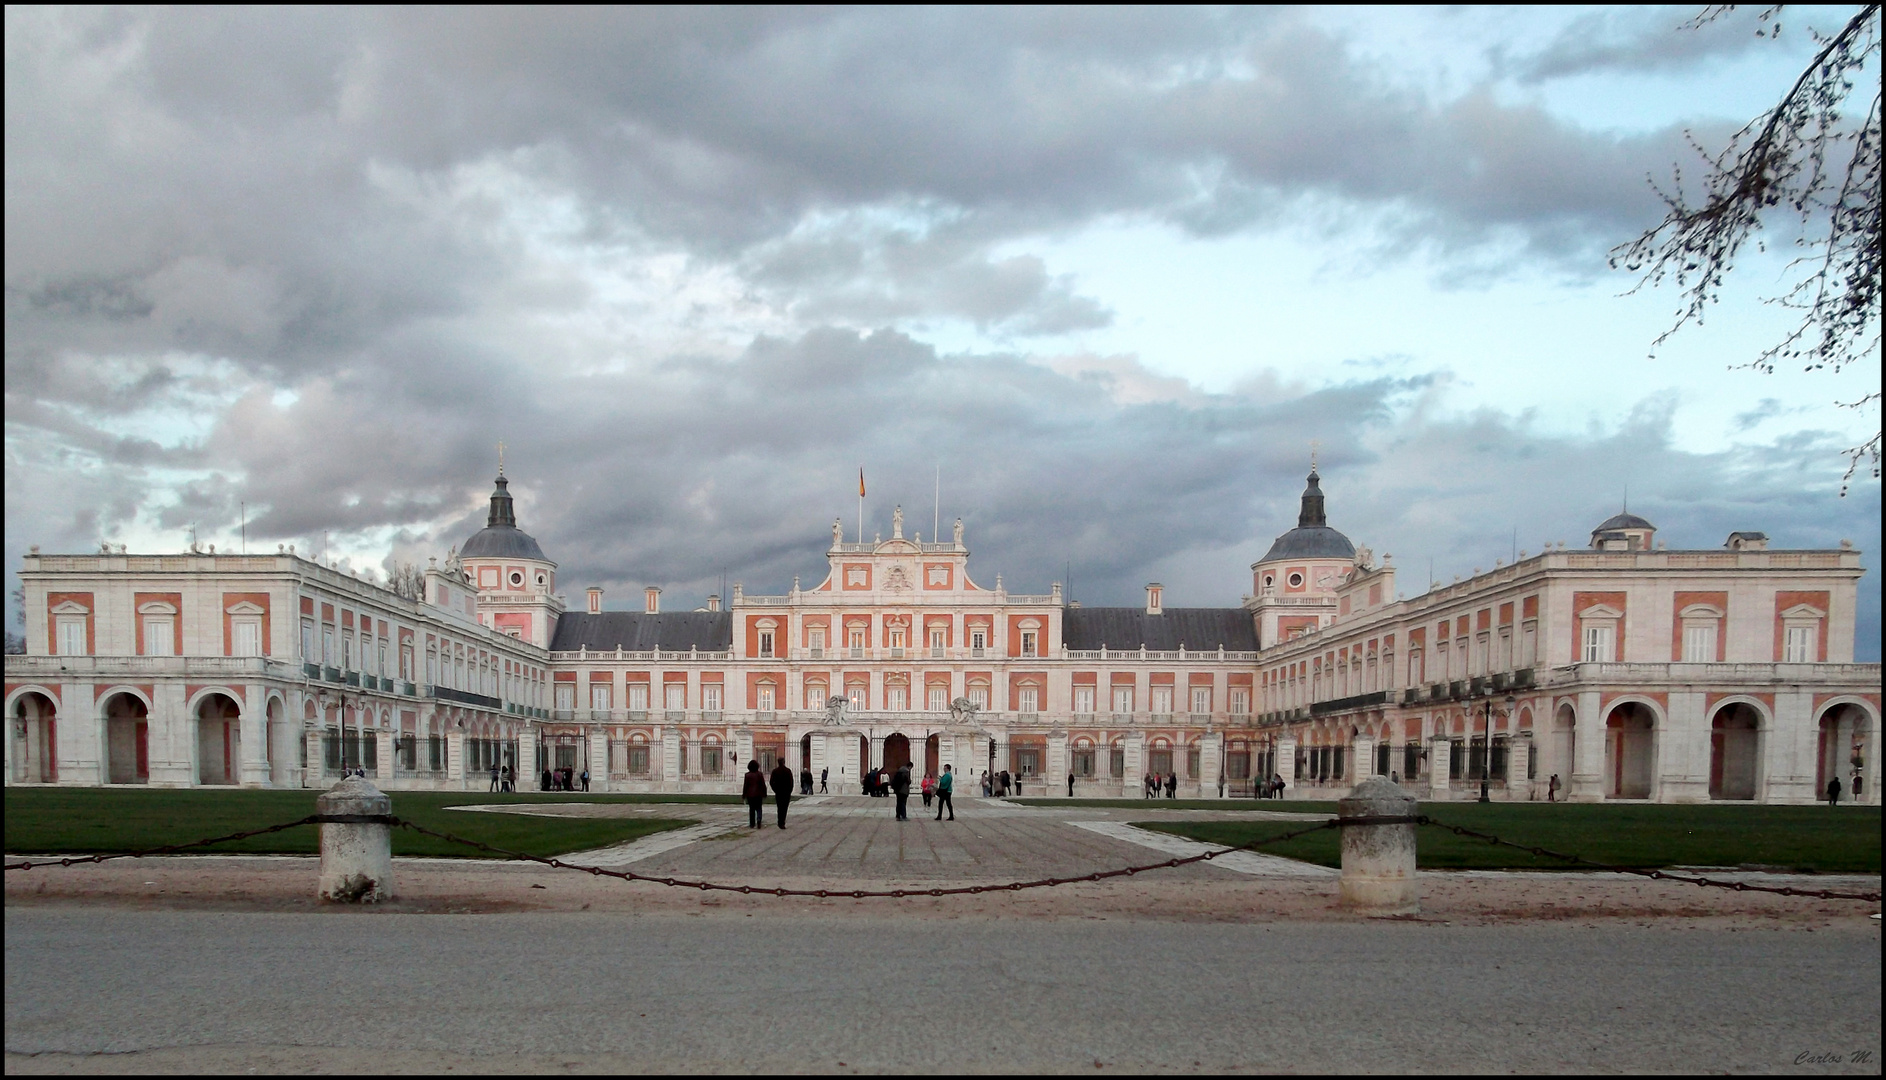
[1480,692,1516,803]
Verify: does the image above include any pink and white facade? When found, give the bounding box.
[6,469,1878,803]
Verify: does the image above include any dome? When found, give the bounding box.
[1594,512,1655,533]
[1258,469,1356,564]
[460,474,551,563]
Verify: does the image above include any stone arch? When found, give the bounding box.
[882,732,912,774]
[1549,702,1577,793]
[102,691,150,785]
[194,690,244,786]
[10,689,60,783]
[1815,697,1879,804]
[1708,699,1765,801]
[1603,699,1661,800]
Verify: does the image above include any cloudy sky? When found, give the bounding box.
[5,6,1878,657]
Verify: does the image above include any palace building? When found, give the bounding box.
[6,466,1879,804]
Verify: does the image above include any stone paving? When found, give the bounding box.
[451,795,1338,883]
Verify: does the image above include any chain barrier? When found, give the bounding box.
[4,814,326,871]
[9,811,1879,905]
[1417,815,1881,903]
[381,815,1345,898]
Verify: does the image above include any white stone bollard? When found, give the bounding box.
[317,776,393,904]
[1337,776,1419,916]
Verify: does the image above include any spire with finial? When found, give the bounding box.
[1298,461,1327,528]
[487,470,516,528]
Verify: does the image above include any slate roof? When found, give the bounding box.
[1257,525,1356,563]
[459,525,550,561]
[1594,512,1656,532]
[549,611,733,652]
[1062,607,1258,652]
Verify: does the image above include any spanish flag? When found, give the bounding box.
[858,467,866,497]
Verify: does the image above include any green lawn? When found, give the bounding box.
[3,788,715,859]
[1138,803,1883,874]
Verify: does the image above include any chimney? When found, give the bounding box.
[1145,583,1163,616]
[586,587,603,614]
[645,586,661,614]
[707,593,721,612]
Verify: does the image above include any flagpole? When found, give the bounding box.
[934,462,940,543]
[858,467,864,544]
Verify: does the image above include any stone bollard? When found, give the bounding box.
[317,776,393,904]
[1337,776,1419,916]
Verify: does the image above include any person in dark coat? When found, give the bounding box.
[541,768,552,792]
[742,761,767,828]
[891,762,913,820]
[1067,771,1076,797]
[1165,772,1178,799]
[800,765,813,795]
[820,767,829,793]
[770,758,796,827]
[1826,776,1843,806]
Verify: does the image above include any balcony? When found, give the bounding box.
[807,647,824,660]
[665,710,687,723]
[930,647,945,660]
[431,685,501,710]
[1310,690,1391,717]
[849,647,864,660]
[323,666,343,683]
[627,710,648,723]
[890,648,905,660]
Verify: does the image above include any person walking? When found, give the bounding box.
[935,763,956,820]
[981,770,992,797]
[541,767,552,792]
[580,767,590,793]
[489,764,500,792]
[1067,771,1076,797]
[1826,775,1843,806]
[800,765,813,795]
[1547,774,1561,802]
[891,761,913,820]
[742,760,767,829]
[820,767,829,794]
[771,756,796,827]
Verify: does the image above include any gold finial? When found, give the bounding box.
[497,440,506,477]
[1309,439,1320,472]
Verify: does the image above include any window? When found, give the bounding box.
[808,684,827,710]
[142,615,174,656]
[56,616,87,656]
[232,620,262,657]
[929,627,946,656]
[1073,747,1095,777]
[628,684,649,712]
[555,684,575,712]
[301,620,315,662]
[1581,624,1615,663]
[1229,689,1249,715]
[592,682,614,712]
[807,627,826,657]
[1683,624,1718,663]
[927,686,947,712]
[1017,686,1039,714]
[758,630,775,658]
[848,626,866,657]
[1287,572,1304,588]
[968,686,989,710]
[758,685,777,711]
[888,628,906,650]
[509,571,523,587]
[1020,630,1038,657]
[701,745,723,774]
[1151,686,1173,715]
[1784,625,1814,663]
[1112,686,1134,714]
[702,684,723,712]
[343,631,355,670]
[885,685,906,711]
[1016,748,1040,776]
[400,646,413,680]
[1110,744,1126,777]
[970,628,987,655]
[322,626,336,666]
[1191,686,1211,715]
[628,746,650,774]
[1074,686,1095,714]
[1187,748,1201,777]
[1227,752,1250,780]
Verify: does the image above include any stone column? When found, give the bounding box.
[589,727,610,792]
[318,776,392,904]
[1048,732,1068,793]
[375,727,394,785]
[65,679,105,786]
[1766,689,1818,804]
[240,683,272,787]
[1352,734,1376,786]
[1509,733,1534,800]
[809,732,828,785]
[1570,689,1605,802]
[517,731,537,792]
[1428,734,1452,800]
[1200,731,1223,799]
[1276,735,1297,795]
[149,681,191,787]
[304,726,323,788]
[446,727,465,786]
[838,731,861,791]
[1661,690,1709,803]
[1338,777,1419,916]
[663,728,684,782]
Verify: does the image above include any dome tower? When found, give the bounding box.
[455,463,564,647]
[1245,465,1360,648]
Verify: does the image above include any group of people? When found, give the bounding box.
[1251,774,1286,799]
[745,759,956,824]
[539,766,587,791]
[1142,772,1180,799]
[981,769,1020,797]
[486,765,515,792]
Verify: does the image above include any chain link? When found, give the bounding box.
[4,815,324,871]
[1417,815,1881,903]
